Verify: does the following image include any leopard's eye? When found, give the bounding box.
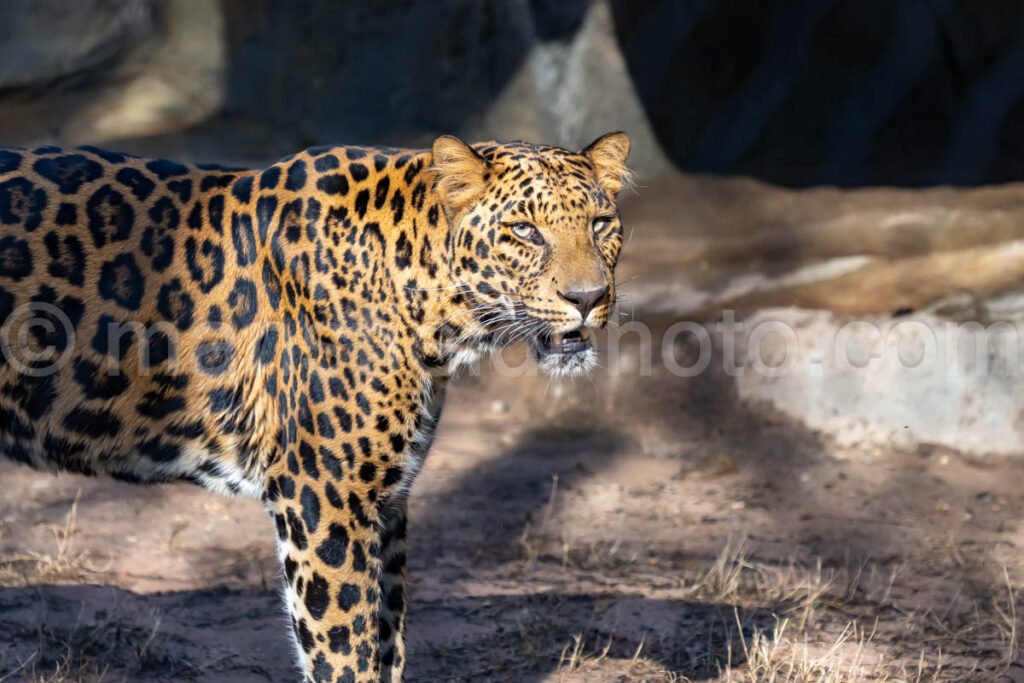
[509,222,543,245]
[592,215,615,234]
[510,222,534,239]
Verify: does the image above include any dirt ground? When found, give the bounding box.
[0,312,1022,682]
[3,173,1024,683]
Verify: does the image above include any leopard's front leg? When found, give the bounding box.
[266,450,386,683]
[377,500,408,682]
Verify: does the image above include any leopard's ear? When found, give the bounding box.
[582,131,632,196]
[431,135,489,214]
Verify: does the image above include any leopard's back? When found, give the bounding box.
[0,145,270,494]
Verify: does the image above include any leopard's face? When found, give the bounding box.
[432,133,631,377]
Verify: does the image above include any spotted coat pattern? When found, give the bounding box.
[0,133,631,682]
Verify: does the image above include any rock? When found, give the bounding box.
[734,308,1024,456]
[617,173,1024,319]
[479,0,671,179]
[6,1,1024,185]
[0,0,224,149]
[0,0,667,177]
[0,0,152,90]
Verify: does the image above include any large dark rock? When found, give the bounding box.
[611,0,1024,186]
[4,0,1024,186]
[0,0,152,89]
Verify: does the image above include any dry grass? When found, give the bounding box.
[995,568,1020,671]
[718,618,944,683]
[518,474,562,568]
[0,658,104,683]
[1,487,1018,681]
[684,538,835,631]
[0,495,153,682]
[557,632,682,682]
[24,654,107,683]
[554,620,945,683]
[0,604,176,683]
[551,538,1020,682]
[0,492,93,588]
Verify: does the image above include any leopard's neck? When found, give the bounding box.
[239,146,483,376]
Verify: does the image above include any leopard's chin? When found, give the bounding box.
[529,328,598,378]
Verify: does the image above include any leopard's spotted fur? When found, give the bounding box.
[0,132,631,682]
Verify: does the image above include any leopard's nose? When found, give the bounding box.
[558,286,609,321]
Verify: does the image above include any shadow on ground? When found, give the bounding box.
[0,583,779,682]
[1,316,1022,680]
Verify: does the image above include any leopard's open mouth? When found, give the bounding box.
[532,328,592,357]
[528,328,598,377]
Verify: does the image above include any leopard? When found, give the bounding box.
[0,131,631,682]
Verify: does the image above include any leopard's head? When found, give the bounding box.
[431,132,631,377]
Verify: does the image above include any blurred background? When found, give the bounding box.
[2,1,1024,681]
[6,0,1024,187]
